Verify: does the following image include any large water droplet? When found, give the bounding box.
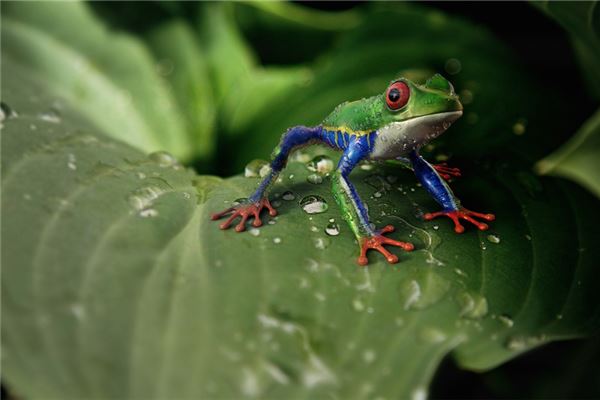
[398,270,450,310]
[486,234,501,244]
[149,151,180,168]
[300,195,328,214]
[325,221,340,236]
[128,185,167,211]
[455,290,488,319]
[245,159,271,178]
[306,155,334,175]
[307,174,323,184]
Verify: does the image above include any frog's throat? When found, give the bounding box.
[370,111,462,160]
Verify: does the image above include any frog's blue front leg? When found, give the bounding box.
[212,126,322,231]
[333,136,414,265]
[409,150,495,233]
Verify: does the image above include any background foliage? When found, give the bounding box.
[2,1,599,399]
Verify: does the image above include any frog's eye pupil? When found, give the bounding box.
[385,81,410,111]
[388,88,400,102]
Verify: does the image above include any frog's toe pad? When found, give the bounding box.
[424,208,495,233]
[211,198,277,232]
[357,225,414,266]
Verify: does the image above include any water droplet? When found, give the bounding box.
[38,109,61,123]
[282,191,295,201]
[313,237,329,250]
[306,155,334,175]
[455,290,488,319]
[352,298,365,312]
[245,159,271,178]
[307,174,323,184]
[325,222,340,236]
[398,270,450,310]
[525,234,532,241]
[486,234,501,244]
[288,174,295,180]
[373,191,382,198]
[360,162,375,171]
[149,151,180,168]
[505,334,546,351]
[136,172,146,179]
[513,118,527,135]
[556,314,563,320]
[419,327,447,343]
[69,304,85,320]
[139,208,158,218]
[300,195,328,214]
[273,237,282,244]
[444,58,462,75]
[128,185,167,211]
[497,314,514,327]
[433,225,439,230]
[249,228,260,237]
[362,349,376,364]
[314,292,326,302]
[67,153,77,170]
[310,226,319,232]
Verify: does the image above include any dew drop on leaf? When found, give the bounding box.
[306,155,334,175]
[307,174,324,184]
[282,191,295,201]
[486,234,501,244]
[455,290,488,319]
[244,159,271,178]
[149,151,180,168]
[300,195,328,214]
[325,222,340,236]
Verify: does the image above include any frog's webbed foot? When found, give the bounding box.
[211,198,277,232]
[433,162,461,181]
[424,208,495,233]
[358,225,414,266]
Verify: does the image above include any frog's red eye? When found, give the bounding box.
[386,81,410,111]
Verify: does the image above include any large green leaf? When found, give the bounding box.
[533,1,600,99]
[536,108,600,198]
[3,53,600,399]
[2,1,193,160]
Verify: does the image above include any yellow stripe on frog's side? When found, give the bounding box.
[322,125,372,137]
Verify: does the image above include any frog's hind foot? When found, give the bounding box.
[358,225,414,266]
[433,163,461,181]
[211,198,277,232]
[424,208,495,233]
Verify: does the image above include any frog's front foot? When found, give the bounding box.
[211,198,277,232]
[433,163,461,181]
[424,208,495,233]
[358,225,414,266]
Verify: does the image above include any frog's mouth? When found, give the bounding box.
[371,111,463,159]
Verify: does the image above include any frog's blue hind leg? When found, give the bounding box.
[332,136,414,266]
[211,126,323,231]
[409,150,495,233]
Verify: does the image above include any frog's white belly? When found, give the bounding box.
[370,111,462,160]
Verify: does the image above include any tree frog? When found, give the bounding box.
[211,74,495,265]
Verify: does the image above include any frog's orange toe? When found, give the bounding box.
[211,198,277,232]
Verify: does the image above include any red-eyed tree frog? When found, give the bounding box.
[212,74,495,265]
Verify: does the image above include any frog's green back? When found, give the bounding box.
[322,95,385,135]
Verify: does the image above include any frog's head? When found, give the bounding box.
[374,74,463,148]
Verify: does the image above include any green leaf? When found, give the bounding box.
[147,21,217,161]
[533,1,600,98]
[3,54,600,399]
[536,108,600,198]
[2,1,193,160]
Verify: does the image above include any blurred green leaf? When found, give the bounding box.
[536,108,600,198]
[3,52,600,400]
[2,1,193,160]
[533,1,600,98]
[147,21,217,161]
